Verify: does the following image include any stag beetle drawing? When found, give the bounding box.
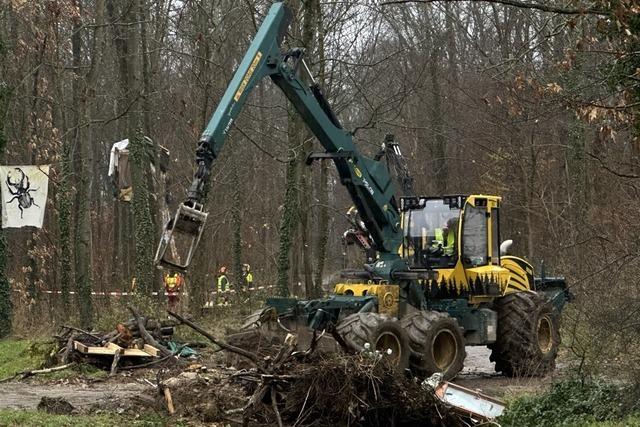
[6,167,39,219]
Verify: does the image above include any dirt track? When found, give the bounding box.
[0,380,152,411]
[456,346,555,398]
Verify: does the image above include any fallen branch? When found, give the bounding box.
[167,310,266,373]
[163,387,176,415]
[60,333,77,364]
[129,306,172,357]
[62,325,102,341]
[0,363,76,383]
[271,388,283,427]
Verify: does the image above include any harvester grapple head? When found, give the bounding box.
[155,202,208,272]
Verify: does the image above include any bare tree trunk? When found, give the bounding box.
[312,0,328,297]
[525,132,537,261]
[73,0,94,327]
[429,45,447,195]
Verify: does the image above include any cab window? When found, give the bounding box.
[491,207,500,265]
[402,199,459,269]
[462,205,487,267]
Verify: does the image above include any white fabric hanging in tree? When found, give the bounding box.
[0,165,50,228]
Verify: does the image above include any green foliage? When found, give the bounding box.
[129,130,155,296]
[499,379,640,427]
[0,339,111,382]
[574,414,640,427]
[0,340,43,379]
[0,410,170,426]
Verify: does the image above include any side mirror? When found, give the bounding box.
[500,239,513,256]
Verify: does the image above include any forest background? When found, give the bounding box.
[0,0,638,379]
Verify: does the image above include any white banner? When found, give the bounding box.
[0,165,49,228]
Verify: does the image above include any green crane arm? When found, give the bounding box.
[156,2,405,275]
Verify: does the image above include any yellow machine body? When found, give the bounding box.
[334,194,533,308]
[333,283,400,317]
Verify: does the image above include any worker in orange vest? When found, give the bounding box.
[164,272,184,311]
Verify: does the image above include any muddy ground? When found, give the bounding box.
[0,346,555,412]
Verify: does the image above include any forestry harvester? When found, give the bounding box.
[155,2,571,378]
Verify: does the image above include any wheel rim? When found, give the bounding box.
[537,315,553,354]
[432,330,457,371]
[376,332,403,366]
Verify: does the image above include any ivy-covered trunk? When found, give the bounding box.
[71,7,93,328]
[130,130,155,296]
[57,140,73,311]
[0,37,11,336]
[231,168,243,299]
[276,147,299,297]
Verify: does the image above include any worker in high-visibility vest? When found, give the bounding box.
[217,266,230,305]
[164,272,184,311]
[433,218,457,257]
[242,264,254,290]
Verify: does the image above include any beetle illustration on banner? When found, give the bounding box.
[0,165,50,228]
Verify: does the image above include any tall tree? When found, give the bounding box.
[130,130,155,295]
[72,0,94,327]
[0,31,11,336]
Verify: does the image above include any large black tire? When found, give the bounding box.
[336,312,410,372]
[400,311,466,380]
[336,312,386,352]
[489,291,560,377]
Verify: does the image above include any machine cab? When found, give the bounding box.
[400,195,502,273]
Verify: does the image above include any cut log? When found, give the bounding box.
[110,348,123,375]
[128,307,172,357]
[163,387,176,415]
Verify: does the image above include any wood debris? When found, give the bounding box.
[53,306,180,373]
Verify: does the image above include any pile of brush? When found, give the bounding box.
[53,307,178,367]
[169,312,471,427]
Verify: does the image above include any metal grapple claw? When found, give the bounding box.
[155,202,208,272]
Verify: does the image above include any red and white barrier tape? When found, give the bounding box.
[11,285,275,296]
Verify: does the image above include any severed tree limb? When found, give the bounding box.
[0,363,76,383]
[167,310,266,373]
[164,387,176,415]
[61,333,77,364]
[62,325,102,341]
[271,387,283,427]
[241,384,270,425]
[110,348,123,376]
[128,307,172,357]
[380,0,610,16]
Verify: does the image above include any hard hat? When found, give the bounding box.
[243,263,251,271]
